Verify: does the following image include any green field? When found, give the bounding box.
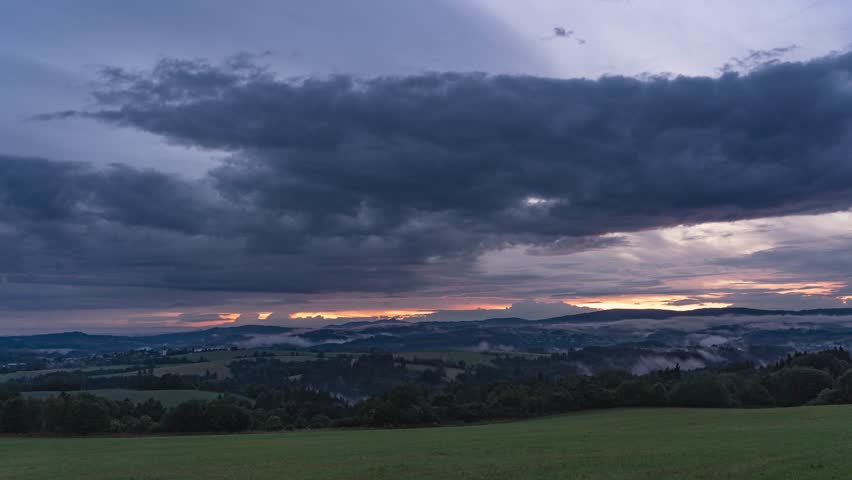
[169,350,320,362]
[0,365,138,382]
[89,351,325,379]
[3,406,851,479]
[22,389,231,407]
[149,353,321,378]
[1,351,329,383]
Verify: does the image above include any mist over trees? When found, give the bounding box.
[2,349,852,434]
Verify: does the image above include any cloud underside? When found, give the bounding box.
[5,52,852,306]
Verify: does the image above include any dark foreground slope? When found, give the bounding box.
[2,405,851,480]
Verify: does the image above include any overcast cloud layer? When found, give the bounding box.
[2,1,852,332]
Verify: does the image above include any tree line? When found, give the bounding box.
[2,348,852,435]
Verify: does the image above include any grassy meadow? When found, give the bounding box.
[1,350,507,384]
[0,365,138,382]
[3,405,851,480]
[168,350,321,363]
[86,351,326,380]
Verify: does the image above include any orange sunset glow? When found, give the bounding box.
[186,313,242,328]
[705,279,846,296]
[290,304,512,320]
[569,295,732,311]
[566,279,850,311]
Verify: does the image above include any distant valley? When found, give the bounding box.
[5,307,852,376]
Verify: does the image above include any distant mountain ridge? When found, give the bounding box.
[4,307,852,354]
[0,325,294,352]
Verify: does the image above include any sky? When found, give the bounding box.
[2,0,852,334]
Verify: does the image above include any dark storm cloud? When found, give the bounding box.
[11,51,852,303]
[0,155,210,230]
[0,154,439,296]
[79,53,852,227]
